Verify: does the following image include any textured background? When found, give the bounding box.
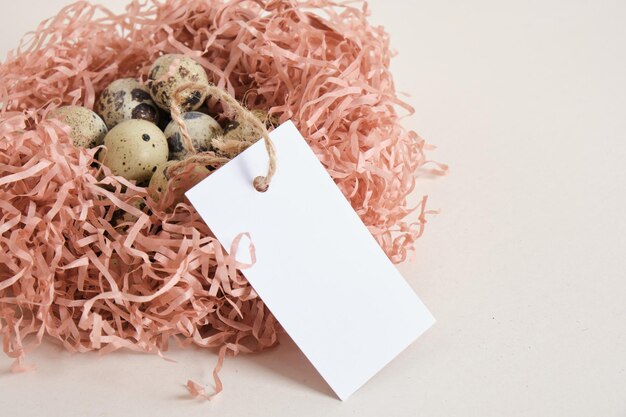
[1,1,625,416]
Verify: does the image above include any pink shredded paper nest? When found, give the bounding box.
[0,0,445,397]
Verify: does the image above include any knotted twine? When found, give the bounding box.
[167,83,277,192]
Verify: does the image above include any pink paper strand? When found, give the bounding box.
[0,0,446,399]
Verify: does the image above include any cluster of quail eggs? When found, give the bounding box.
[47,53,273,205]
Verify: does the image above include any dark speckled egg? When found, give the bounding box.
[147,54,209,112]
[148,160,210,205]
[164,112,223,160]
[98,120,168,183]
[96,78,159,129]
[222,109,278,143]
[47,105,108,148]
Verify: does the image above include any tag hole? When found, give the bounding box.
[253,176,269,193]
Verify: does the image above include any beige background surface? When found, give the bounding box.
[1,1,625,416]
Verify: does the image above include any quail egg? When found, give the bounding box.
[98,119,168,183]
[147,161,172,201]
[47,105,108,148]
[222,109,277,143]
[96,78,159,128]
[149,161,210,204]
[147,54,209,111]
[164,111,222,160]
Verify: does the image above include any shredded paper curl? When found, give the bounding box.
[0,0,446,398]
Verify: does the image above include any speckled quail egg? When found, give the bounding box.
[148,161,210,204]
[222,109,277,143]
[96,78,159,129]
[251,109,279,127]
[98,119,168,183]
[147,161,172,201]
[163,112,223,160]
[47,105,108,148]
[147,54,209,111]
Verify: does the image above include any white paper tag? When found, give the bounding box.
[186,121,434,400]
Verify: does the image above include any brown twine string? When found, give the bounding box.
[168,83,277,192]
[167,153,231,177]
